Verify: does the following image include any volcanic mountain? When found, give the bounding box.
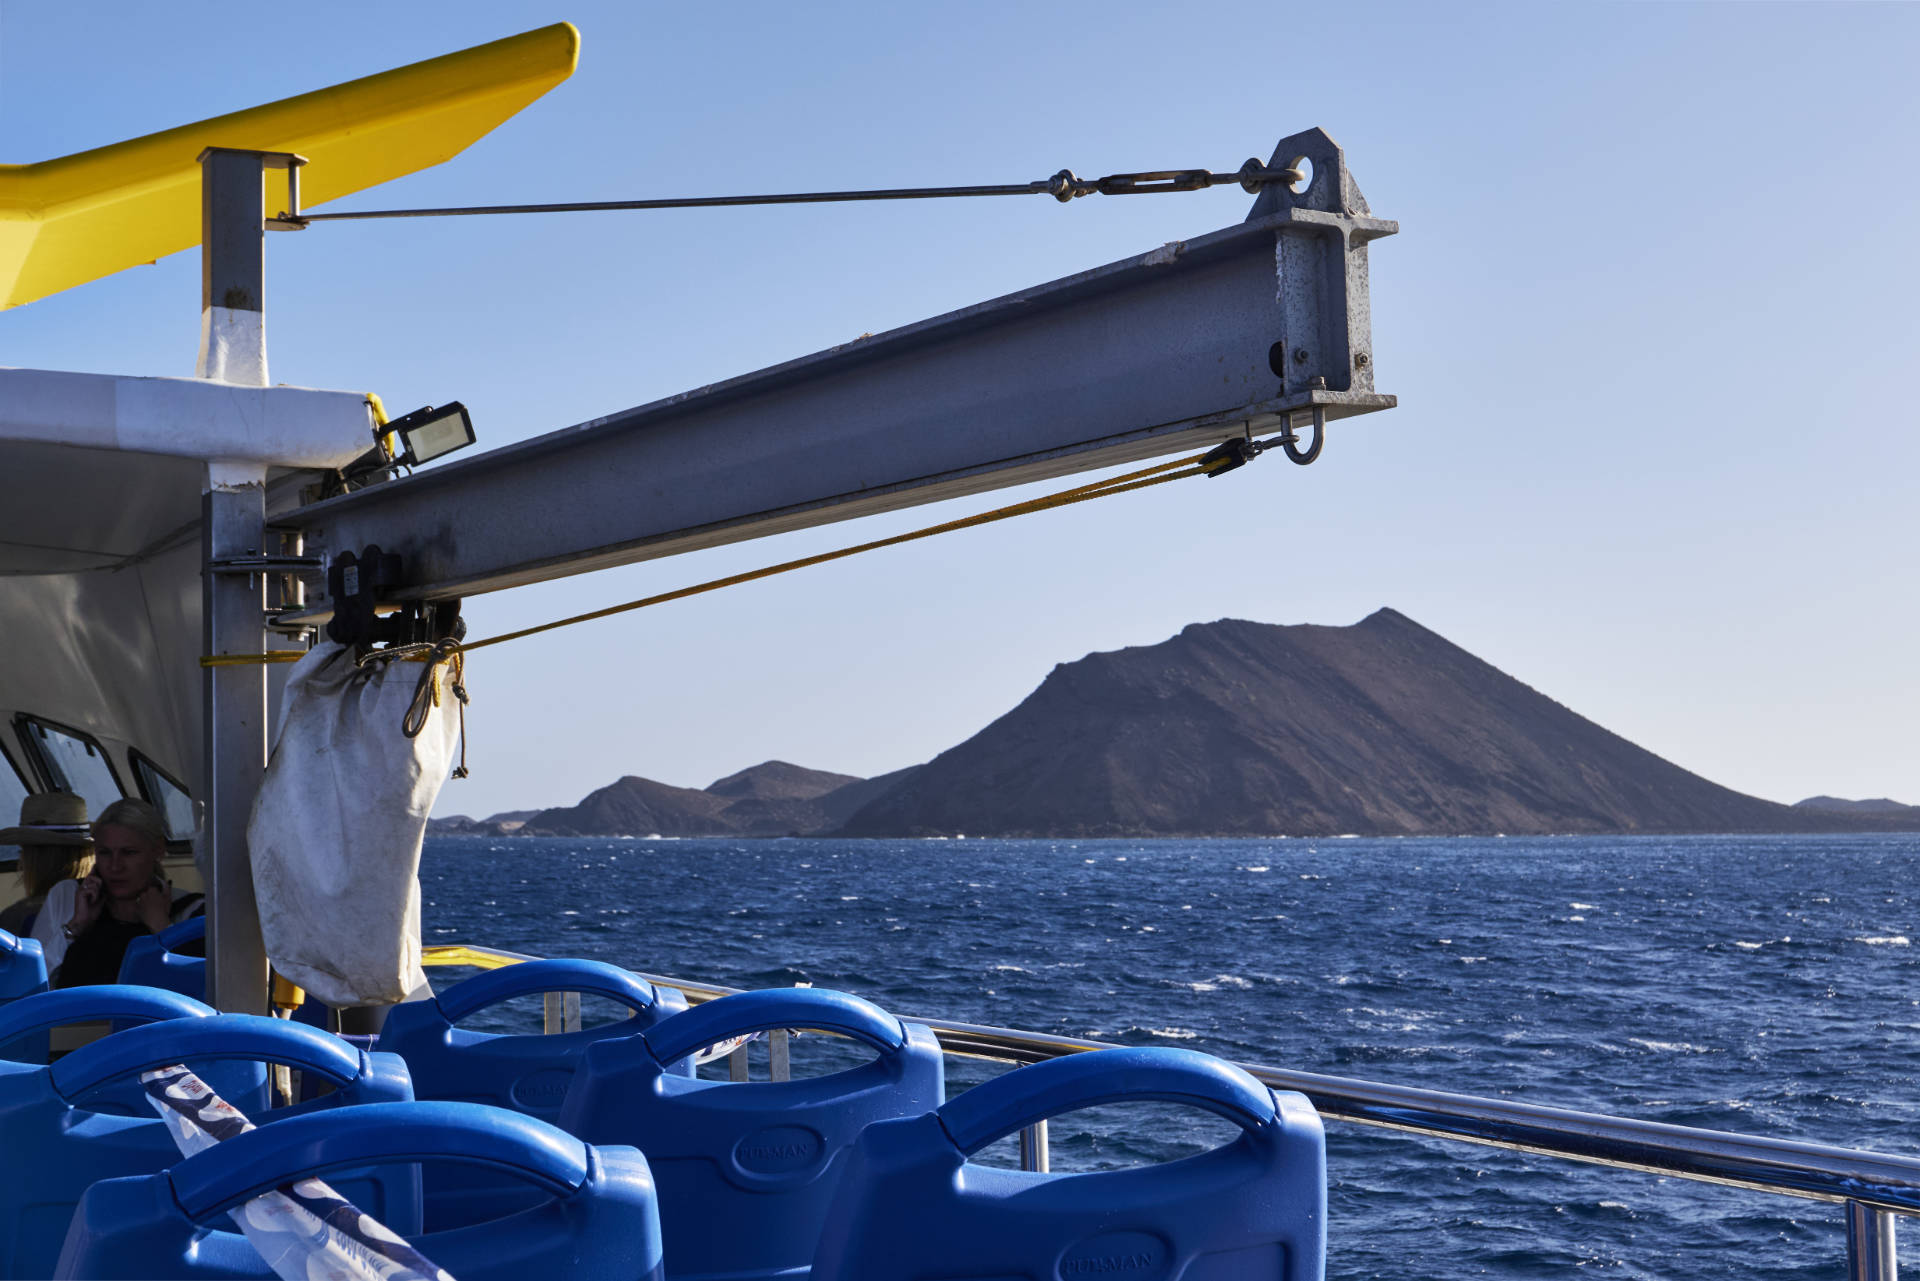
[444,610,1910,839]
[833,609,1864,838]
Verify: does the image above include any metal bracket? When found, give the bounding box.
[325,545,462,651]
[1245,128,1396,409]
[206,554,323,574]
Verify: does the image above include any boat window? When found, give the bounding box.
[130,752,195,842]
[16,717,124,819]
[0,744,27,833]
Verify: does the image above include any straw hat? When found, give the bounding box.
[0,792,95,847]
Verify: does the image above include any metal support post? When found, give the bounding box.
[1019,1119,1051,1173]
[202,485,268,1014]
[729,1042,751,1082]
[197,147,299,1014]
[1847,1201,1899,1281]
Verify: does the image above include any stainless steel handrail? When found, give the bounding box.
[424,944,1911,1276]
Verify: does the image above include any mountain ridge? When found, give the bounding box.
[429,612,1919,838]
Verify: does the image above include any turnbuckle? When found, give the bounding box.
[1046,158,1304,203]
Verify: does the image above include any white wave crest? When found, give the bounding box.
[1628,1037,1715,1054]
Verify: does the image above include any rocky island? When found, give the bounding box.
[432,610,1918,839]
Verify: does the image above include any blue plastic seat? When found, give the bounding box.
[376,957,689,1230]
[115,918,209,999]
[560,986,945,1280]
[810,1047,1327,1281]
[115,919,332,1032]
[0,929,46,1010]
[0,983,212,1069]
[376,957,690,1119]
[0,1012,415,1280]
[55,1100,665,1280]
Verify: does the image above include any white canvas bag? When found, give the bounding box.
[247,641,459,1006]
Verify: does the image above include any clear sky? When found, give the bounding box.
[3,2,1915,815]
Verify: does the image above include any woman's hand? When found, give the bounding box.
[134,876,174,934]
[68,874,105,934]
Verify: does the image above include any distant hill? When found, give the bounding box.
[837,610,1905,838]
[1794,796,1918,816]
[426,809,538,836]
[501,761,878,837]
[433,611,1918,840]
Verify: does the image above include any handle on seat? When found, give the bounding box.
[937,1048,1278,1156]
[0,984,211,1047]
[51,1013,364,1102]
[171,1100,591,1219]
[155,916,206,951]
[643,988,906,1070]
[436,957,659,1023]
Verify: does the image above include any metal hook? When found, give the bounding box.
[1281,407,1325,465]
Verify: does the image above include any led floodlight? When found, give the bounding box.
[384,401,475,467]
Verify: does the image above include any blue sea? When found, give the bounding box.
[421,832,1920,1279]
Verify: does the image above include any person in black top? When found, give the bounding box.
[34,797,201,987]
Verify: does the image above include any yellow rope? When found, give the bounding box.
[201,652,308,666]
[200,448,1220,667]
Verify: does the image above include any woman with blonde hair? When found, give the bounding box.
[0,792,95,936]
[33,797,202,987]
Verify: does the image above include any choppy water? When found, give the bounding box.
[420,832,1920,1279]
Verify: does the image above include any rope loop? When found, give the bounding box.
[394,636,467,740]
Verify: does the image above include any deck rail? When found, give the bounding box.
[422,943,1910,1280]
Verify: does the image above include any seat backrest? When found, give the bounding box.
[560,987,945,1280]
[114,918,208,1000]
[376,957,690,1119]
[810,1048,1327,1281]
[0,983,212,1070]
[375,958,686,1230]
[55,1100,665,1281]
[0,929,46,1008]
[116,920,331,1032]
[0,1013,415,1280]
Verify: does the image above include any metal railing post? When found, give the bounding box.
[770,1029,791,1082]
[543,990,580,1035]
[1848,1201,1899,1281]
[1019,1120,1051,1173]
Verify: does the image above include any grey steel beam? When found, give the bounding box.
[287,128,1395,601]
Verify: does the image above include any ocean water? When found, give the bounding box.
[420,832,1920,1279]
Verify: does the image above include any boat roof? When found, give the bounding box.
[0,22,578,309]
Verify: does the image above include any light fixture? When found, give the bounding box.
[382,402,475,467]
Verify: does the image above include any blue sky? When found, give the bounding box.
[3,2,1915,813]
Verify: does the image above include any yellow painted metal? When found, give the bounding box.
[0,22,578,309]
[421,943,528,971]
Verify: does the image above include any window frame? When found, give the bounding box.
[0,735,28,799]
[0,738,26,877]
[128,748,196,849]
[13,713,127,806]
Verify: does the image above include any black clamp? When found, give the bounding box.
[325,545,463,653]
